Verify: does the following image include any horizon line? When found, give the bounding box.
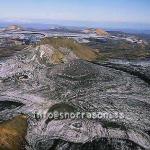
[0,18,150,30]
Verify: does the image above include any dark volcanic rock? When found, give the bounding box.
[102,60,150,85]
[0,46,150,150]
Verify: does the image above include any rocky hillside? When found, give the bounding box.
[1,31,150,150]
[34,37,99,64]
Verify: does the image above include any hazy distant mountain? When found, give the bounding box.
[5,25,23,31]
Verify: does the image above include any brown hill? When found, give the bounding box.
[0,115,28,150]
[83,28,109,36]
[96,28,109,36]
[5,25,22,31]
[36,37,99,65]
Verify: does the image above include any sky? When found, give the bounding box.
[0,0,150,29]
